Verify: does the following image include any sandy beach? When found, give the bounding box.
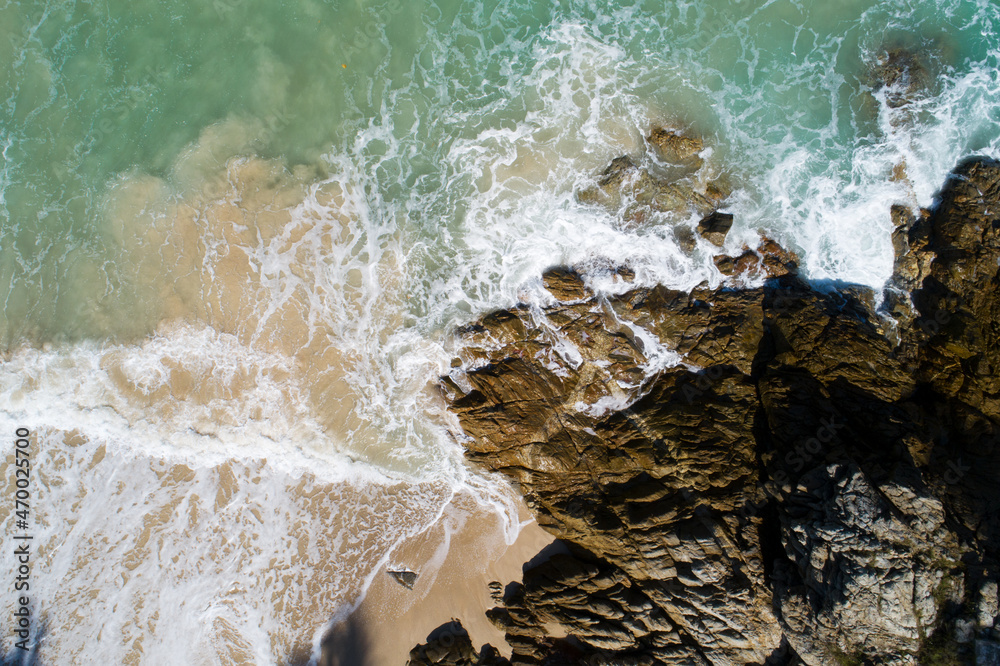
[320,492,554,665]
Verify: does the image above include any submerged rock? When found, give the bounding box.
[411,158,1000,665]
[871,47,932,109]
[576,155,718,223]
[646,127,704,164]
[576,141,728,227]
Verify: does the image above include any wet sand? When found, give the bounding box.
[320,493,554,665]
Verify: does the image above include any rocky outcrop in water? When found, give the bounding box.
[410,158,1000,665]
[646,128,704,165]
[576,128,727,228]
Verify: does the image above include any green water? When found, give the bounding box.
[2,0,370,343]
[4,0,999,350]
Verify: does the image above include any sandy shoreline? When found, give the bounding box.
[319,493,553,665]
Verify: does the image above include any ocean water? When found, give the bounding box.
[2,0,1000,662]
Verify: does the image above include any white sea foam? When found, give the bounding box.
[0,117,522,664]
[0,335,521,664]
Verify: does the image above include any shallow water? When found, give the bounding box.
[2,0,1000,662]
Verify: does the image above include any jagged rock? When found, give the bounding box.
[757,237,799,277]
[713,235,799,279]
[542,267,591,302]
[576,155,724,225]
[389,569,419,589]
[980,581,999,629]
[598,156,641,190]
[712,252,751,276]
[696,211,733,246]
[646,128,704,164]
[890,204,935,291]
[443,275,779,663]
[610,284,763,374]
[912,159,1000,413]
[407,620,509,666]
[884,204,935,337]
[909,158,1000,557]
[419,158,1000,666]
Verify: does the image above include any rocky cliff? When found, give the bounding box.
[409,157,1000,665]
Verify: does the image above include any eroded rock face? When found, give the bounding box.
[647,128,704,164]
[713,235,800,280]
[576,130,728,227]
[576,155,720,224]
[409,158,1000,665]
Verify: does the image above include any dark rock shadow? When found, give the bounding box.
[762,636,805,665]
[520,539,572,572]
[424,619,468,644]
[317,612,370,666]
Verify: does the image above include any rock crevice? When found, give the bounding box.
[411,157,1000,666]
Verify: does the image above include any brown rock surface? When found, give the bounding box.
[646,128,704,164]
[576,148,728,227]
[410,158,1000,665]
[696,211,733,246]
[713,235,799,280]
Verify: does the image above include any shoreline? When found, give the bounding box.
[319,491,554,665]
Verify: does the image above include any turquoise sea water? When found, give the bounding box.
[2,0,1000,662]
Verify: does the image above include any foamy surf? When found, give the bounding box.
[0,118,524,663]
[0,328,523,664]
[0,422,491,664]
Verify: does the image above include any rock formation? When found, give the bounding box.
[646,128,704,165]
[408,620,509,666]
[410,157,1000,665]
[870,47,934,110]
[576,128,727,227]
